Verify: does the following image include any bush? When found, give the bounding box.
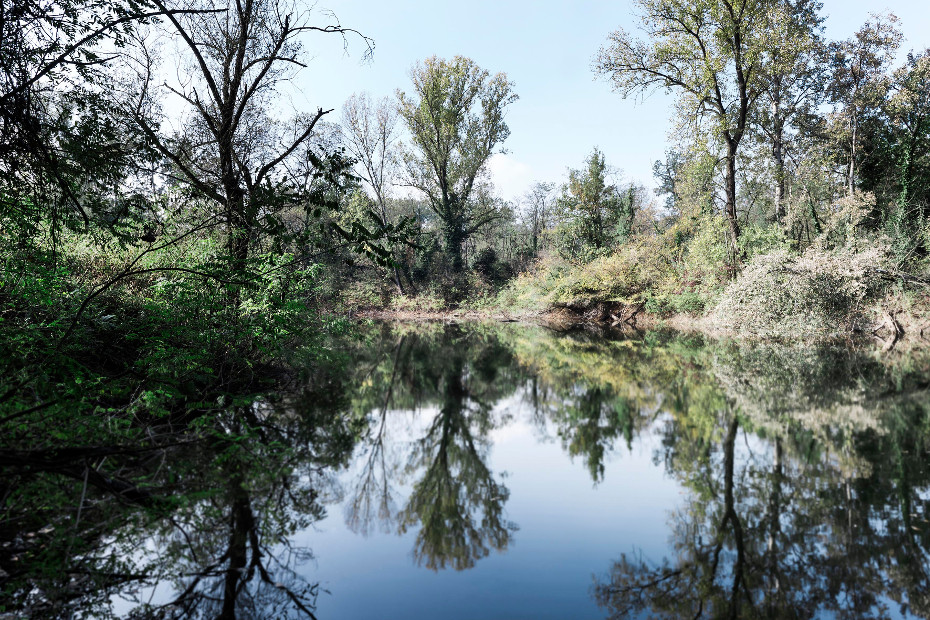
[738,222,792,259]
[338,279,387,310]
[710,245,891,336]
[546,239,673,307]
[472,246,514,285]
[496,256,571,311]
[390,291,446,312]
[473,247,498,277]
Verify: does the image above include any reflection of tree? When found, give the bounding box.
[7,367,363,620]
[555,388,635,482]
[594,339,930,619]
[158,472,322,619]
[596,414,762,618]
[504,327,695,483]
[111,391,362,619]
[343,323,518,571]
[399,359,515,571]
[344,335,407,536]
[486,324,930,616]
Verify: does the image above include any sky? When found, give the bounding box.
[286,0,930,203]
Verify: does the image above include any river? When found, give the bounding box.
[7,321,930,618]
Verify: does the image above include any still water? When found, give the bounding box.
[292,322,930,619]
[304,322,930,619]
[11,321,930,618]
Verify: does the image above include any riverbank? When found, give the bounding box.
[360,240,930,345]
[355,289,930,347]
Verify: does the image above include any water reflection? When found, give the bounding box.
[138,401,356,619]
[344,325,519,571]
[592,340,930,619]
[4,321,930,618]
[0,362,360,619]
[337,324,930,618]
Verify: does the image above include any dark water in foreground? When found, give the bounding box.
[8,321,930,618]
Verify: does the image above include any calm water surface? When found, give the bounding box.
[288,323,930,619]
[11,321,930,618]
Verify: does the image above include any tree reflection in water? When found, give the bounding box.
[129,379,361,619]
[341,323,930,615]
[593,340,930,619]
[0,358,361,619]
[344,323,519,571]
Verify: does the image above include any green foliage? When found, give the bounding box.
[737,221,793,259]
[397,56,517,273]
[547,242,663,306]
[683,215,731,274]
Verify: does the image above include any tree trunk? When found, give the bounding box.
[374,193,404,294]
[848,111,858,196]
[724,139,742,249]
[442,210,466,273]
[771,93,786,224]
[225,189,249,308]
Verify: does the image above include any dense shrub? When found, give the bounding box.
[546,239,673,306]
[710,245,891,336]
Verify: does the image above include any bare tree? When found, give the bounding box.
[125,0,372,294]
[522,181,555,255]
[341,92,404,291]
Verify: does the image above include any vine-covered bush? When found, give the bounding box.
[710,245,891,336]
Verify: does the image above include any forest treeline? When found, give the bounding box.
[4,0,930,344]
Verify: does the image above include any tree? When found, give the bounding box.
[522,181,556,255]
[341,91,405,290]
[828,12,902,196]
[886,50,930,216]
[653,150,684,212]
[754,0,825,223]
[552,148,631,261]
[341,92,398,225]
[595,0,779,247]
[125,0,372,296]
[397,55,517,273]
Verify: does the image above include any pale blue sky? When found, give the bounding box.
[290,0,930,202]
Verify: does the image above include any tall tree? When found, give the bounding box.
[595,0,778,247]
[828,12,902,196]
[522,181,556,255]
[341,91,405,290]
[755,0,826,223]
[886,49,930,214]
[396,55,517,273]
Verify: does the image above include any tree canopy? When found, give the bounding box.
[397,55,517,274]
